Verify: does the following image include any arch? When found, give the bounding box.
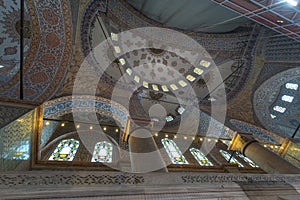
[253,68,300,137]
[42,95,129,142]
[161,138,188,164]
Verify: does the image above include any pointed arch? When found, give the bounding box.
[189,148,213,166]
[161,138,188,164]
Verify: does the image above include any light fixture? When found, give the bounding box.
[45,121,50,126]
[200,138,203,141]
[89,126,93,130]
[192,137,195,140]
[155,133,158,137]
[285,0,298,6]
[184,136,187,140]
[61,123,65,127]
[0,65,4,68]
[277,20,284,23]
[103,127,107,131]
[115,128,119,133]
[76,124,80,129]
[165,134,168,138]
[208,138,211,142]
[264,144,267,148]
[174,135,177,139]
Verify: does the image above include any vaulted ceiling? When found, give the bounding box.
[0,0,299,140]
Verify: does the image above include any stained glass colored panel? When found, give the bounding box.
[219,150,244,167]
[235,152,259,168]
[161,138,188,164]
[49,139,79,161]
[91,141,113,163]
[189,148,213,166]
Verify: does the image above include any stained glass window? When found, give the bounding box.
[273,106,286,113]
[91,141,113,163]
[12,140,30,160]
[270,114,276,119]
[162,138,188,164]
[235,152,259,168]
[281,95,294,103]
[219,150,244,167]
[166,115,174,122]
[285,83,298,90]
[177,106,185,115]
[186,75,196,82]
[189,148,213,166]
[49,139,79,161]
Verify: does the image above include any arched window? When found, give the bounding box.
[281,95,294,103]
[273,106,286,113]
[235,152,259,168]
[91,141,113,163]
[189,148,213,166]
[161,138,188,164]
[285,83,298,90]
[49,139,79,161]
[219,150,244,167]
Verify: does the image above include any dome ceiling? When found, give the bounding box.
[126,0,249,33]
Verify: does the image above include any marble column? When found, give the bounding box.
[229,133,300,174]
[128,127,168,173]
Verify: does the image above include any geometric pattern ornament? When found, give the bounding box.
[49,139,80,161]
[91,141,113,163]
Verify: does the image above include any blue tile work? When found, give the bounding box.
[43,96,129,128]
[263,35,300,62]
[230,119,280,144]
[253,68,300,138]
[80,0,258,104]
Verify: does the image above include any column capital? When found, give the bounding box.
[228,132,257,155]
